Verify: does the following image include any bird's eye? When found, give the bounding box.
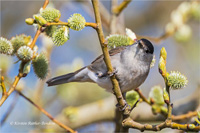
[145,49,150,53]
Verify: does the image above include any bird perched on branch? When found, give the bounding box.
[47,39,154,94]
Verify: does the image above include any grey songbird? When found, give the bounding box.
[46,39,154,93]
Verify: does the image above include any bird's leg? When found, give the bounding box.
[115,92,130,111]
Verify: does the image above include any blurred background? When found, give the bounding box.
[0,0,199,132]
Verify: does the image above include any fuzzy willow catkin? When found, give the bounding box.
[0,37,13,55]
[32,53,48,79]
[167,71,188,89]
[17,46,33,62]
[68,13,86,31]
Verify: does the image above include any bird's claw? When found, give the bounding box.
[116,101,130,111]
[108,69,118,77]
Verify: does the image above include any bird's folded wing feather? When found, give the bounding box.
[87,46,127,74]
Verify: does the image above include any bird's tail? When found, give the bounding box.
[46,72,75,86]
[46,67,89,86]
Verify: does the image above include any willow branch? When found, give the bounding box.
[46,21,98,29]
[172,111,198,121]
[112,0,132,16]
[123,117,200,132]
[0,73,23,106]
[1,76,7,96]
[134,88,150,105]
[91,0,126,109]
[42,0,49,9]
[17,90,76,133]
[29,27,42,49]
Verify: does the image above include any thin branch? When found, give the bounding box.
[1,76,7,96]
[0,0,49,107]
[91,0,126,110]
[134,88,198,121]
[134,88,150,105]
[42,0,49,9]
[123,117,200,132]
[166,85,172,122]
[172,111,198,121]
[46,21,98,29]
[17,90,76,133]
[112,0,132,16]
[29,27,42,49]
[0,73,23,106]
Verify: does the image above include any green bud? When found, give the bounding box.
[10,34,32,54]
[17,46,33,62]
[188,124,195,129]
[0,37,13,55]
[149,86,165,105]
[21,61,31,77]
[40,8,61,22]
[68,13,86,31]
[126,90,140,107]
[106,34,133,49]
[52,26,69,46]
[34,15,47,26]
[163,88,169,104]
[159,56,166,77]
[160,47,167,60]
[167,71,188,90]
[32,52,48,79]
[25,18,35,25]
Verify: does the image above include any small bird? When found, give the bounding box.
[47,39,154,94]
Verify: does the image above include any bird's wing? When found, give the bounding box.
[88,46,127,74]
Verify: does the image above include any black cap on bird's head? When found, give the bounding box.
[138,38,154,54]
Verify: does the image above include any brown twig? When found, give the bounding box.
[92,0,129,132]
[112,0,132,16]
[17,90,76,133]
[1,76,7,96]
[0,73,23,106]
[29,27,42,49]
[46,21,98,29]
[42,0,49,9]
[123,117,200,132]
[172,111,198,121]
[91,0,126,110]
[134,88,198,122]
[0,0,49,107]
[134,88,150,105]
